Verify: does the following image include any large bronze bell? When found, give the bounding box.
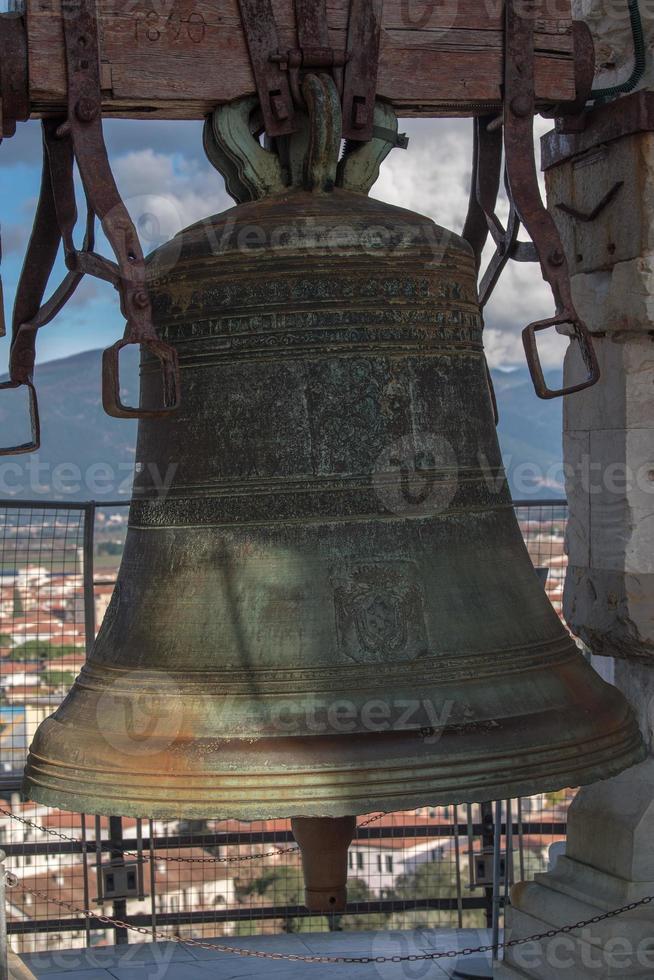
[23,76,644,910]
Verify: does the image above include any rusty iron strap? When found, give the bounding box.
[341,0,382,141]
[238,0,296,137]
[269,0,349,114]
[0,134,57,453]
[564,21,596,118]
[462,116,505,426]
[0,13,29,141]
[241,0,381,142]
[0,125,76,454]
[479,167,538,309]
[462,117,536,310]
[542,20,596,126]
[0,120,101,454]
[504,0,599,399]
[0,13,29,340]
[463,116,503,278]
[270,0,347,110]
[60,0,180,418]
[295,0,329,49]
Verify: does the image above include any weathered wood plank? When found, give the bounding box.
[25,0,576,117]
[384,28,573,54]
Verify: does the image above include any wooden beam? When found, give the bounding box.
[26,0,576,119]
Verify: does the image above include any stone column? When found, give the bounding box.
[499,92,654,979]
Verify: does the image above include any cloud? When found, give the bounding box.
[371,116,567,370]
[2,112,570,373]
[482,257,567,368]
[0,118,210,168]
[372,117,473,234]
[111,147,232,257]
[64,275,107,309]
[109,118,568,371]
[1,222,30,258]
[106,120,209,167]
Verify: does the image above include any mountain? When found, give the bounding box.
[0,349,138,503]
[492,368,565,499]
[0,349,564,502]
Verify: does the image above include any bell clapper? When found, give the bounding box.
[291,815,357,913]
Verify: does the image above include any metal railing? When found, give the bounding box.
[0,498,572,952]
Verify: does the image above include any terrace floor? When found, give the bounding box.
[19,929,496,978]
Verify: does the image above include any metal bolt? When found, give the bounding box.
[270,93,290,122]
[132,290,150,310]
[75,97,99,123]
[55,120,72,139]
[510,95,532,118]
[549,249,565,267]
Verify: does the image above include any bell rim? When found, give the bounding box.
[22,706,645,821]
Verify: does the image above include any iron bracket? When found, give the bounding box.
[0,13,29,143]
[464,118,537,308]
[341,0,382,141]
[238,0,296,138]
[0,0,180,452]
[0,12,30,341]
[504,0,598,399]
[238,0,382,142]
[463,1,600,401]
[61,0,180,420]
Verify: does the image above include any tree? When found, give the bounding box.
[336,877,392,933]
[234,865,307,934]
[11,642,81,661]
[12,587,23,617]
[98,541,123,556]
[237,864,304,905]
[389,858,486,930]
[41,671,77,688]
[394,858,459,901]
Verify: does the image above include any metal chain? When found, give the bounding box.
[3,875,653,964]
[0,807,384,865]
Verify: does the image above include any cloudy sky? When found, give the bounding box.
[0,113,566,373]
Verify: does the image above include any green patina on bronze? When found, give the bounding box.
[23,78,645,823]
